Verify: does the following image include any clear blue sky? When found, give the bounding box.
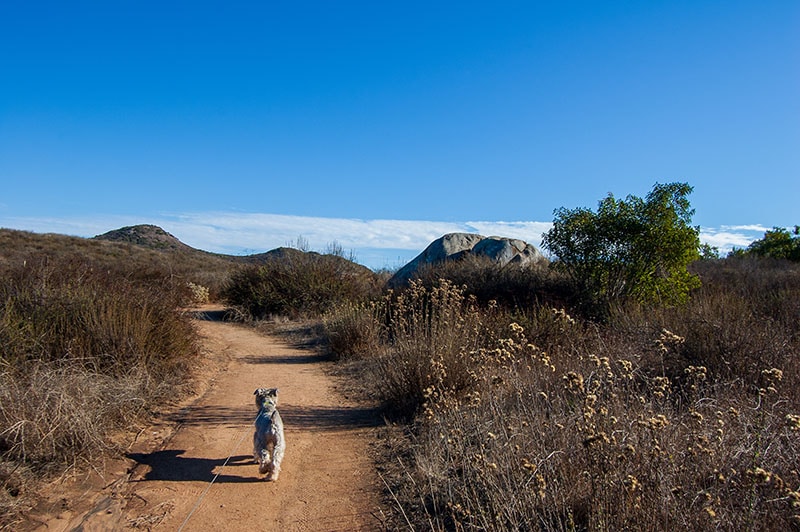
[1,1,798,267]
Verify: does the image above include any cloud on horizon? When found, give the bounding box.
[699,225,769,252]
[0,213,768,269]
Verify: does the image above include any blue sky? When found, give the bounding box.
[1,1,798,269]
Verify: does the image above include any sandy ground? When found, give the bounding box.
[24,308,386,531]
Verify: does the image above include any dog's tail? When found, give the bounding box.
[258,449,271,475]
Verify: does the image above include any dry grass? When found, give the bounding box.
[223,248,383,319]
[0,227,240,301]
[0,234,206,528]
[323,300,387,361]
[324,257,800,531]
[410,254,576,311]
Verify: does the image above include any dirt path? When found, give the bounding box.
[28,309,385,531]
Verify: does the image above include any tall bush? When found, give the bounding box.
[324,280,493,418]
[542,182,701,310]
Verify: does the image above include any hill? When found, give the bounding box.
[94,224,196,252]
[93,224,375,274]
[0,225,376,297]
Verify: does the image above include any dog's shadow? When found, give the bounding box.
[126,450,261,483]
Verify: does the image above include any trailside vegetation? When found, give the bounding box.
[223,248,382,319]
[3,187,799,530]
[318,184,800,530]
[218,186,797,530]
[0,232,215,527]
[325,259,800,531]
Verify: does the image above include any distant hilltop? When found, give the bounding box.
[94,224,194,252]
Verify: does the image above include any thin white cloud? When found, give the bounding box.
[1,212,768,268]
[166,213,475,253]
[700,226,767,253]
[718,224,771,233]
[158,214,552,255]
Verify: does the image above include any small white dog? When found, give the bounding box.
[253,387,285,481]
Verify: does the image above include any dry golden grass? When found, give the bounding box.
[325,258,800,531]
[0,229,221,527]
[0,227,380,527]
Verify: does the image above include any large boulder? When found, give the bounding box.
[388,232,547,287]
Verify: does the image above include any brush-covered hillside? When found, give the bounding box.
[1,224,376,300]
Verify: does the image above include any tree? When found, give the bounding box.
[542,182,701,307]
[699,243,721,260]
[737,226,800,261]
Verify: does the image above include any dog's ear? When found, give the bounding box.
[271,388,279,396]
[254,388,263,396]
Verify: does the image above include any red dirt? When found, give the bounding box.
[24,308,385,531]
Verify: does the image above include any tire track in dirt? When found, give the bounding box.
[29,309,385,531]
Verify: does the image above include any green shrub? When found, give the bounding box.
[542,182,701,311]
[733,225,800,261]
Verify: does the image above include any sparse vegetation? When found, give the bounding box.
[0,227,240,300]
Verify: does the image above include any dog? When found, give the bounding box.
[253,387,285,481]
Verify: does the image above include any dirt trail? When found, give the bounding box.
[28,309,385,531]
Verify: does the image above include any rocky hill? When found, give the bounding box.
[94,224,195,252]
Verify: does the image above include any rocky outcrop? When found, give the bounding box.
[388,232,547,287]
